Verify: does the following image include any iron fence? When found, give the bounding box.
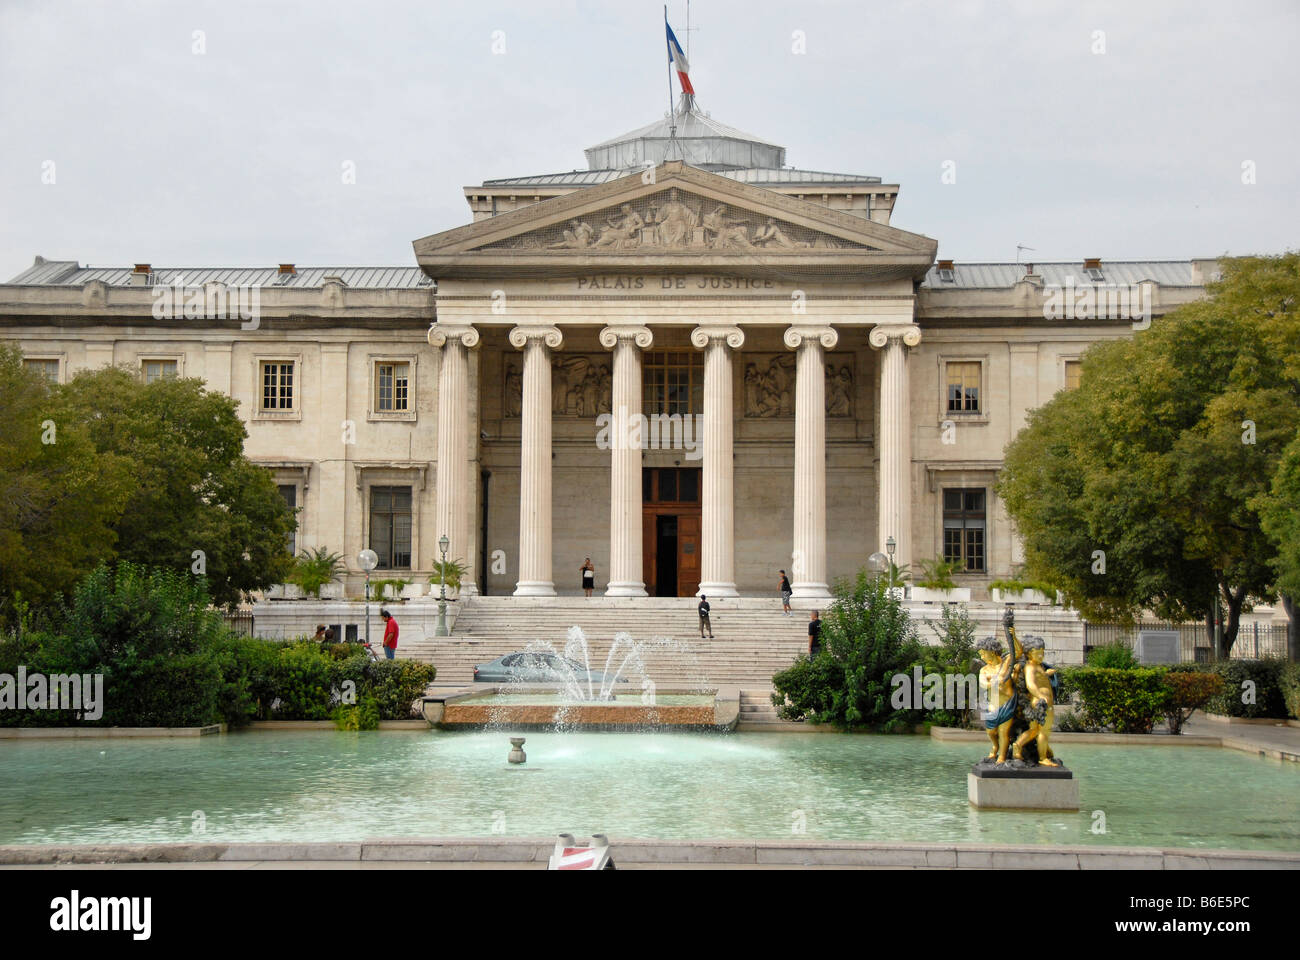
[1082,620,1289,662]
[222,612,255,636]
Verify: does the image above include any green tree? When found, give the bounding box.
[998,254,1300,657]
[0,345,132,615]
[55,366,297,608]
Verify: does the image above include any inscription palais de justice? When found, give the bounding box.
[573,276,781,291]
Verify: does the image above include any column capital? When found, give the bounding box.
[599,325,653,350]
[428,323,480,349]
[689,324,744,350]
[868,324,921,350]
[783,325,839,351]
[508,324,563,350]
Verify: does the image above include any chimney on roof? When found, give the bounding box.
[129,264,152,286]
[278,264,296,274]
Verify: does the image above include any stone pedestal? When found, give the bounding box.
[967,762,1079,810]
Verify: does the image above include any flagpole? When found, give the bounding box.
[664,5,675,119]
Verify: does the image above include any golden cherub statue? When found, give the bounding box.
[1012,637,1059,766]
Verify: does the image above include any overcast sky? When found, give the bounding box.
[2,0,1297,280]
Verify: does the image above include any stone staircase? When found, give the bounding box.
[737,689,783,728]
[398,596,811,688]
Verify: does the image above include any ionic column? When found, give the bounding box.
[869,324,922,568]
[429,324,480,595]
[509,324,563,596]
[785,325,838,599]
[600,325,653,597]
[690,324,744,597]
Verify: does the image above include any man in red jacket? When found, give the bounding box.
[380,609,399,659]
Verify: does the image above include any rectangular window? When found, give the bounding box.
[643,352,703,416]
[143,359,178,384]
[643,468,702,504]
[375,361,409,412]
[942,488,986,573]
[945,361,981,413]
[1064,360,1082,391]
[23,358,59,382]
[369,486,412,569]
[278,484,298,556]
[261,361,295,410]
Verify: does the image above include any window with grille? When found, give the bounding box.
[22,358,60,382]
[1064,360,1082,391]
[278,484,298,556]
[643,352,703,416]
[942,488,986,572]
[945,361,981,413]
[261,362,295,410]
[143,359,178,384]
[375,362,410,412]
[369,486,412,569]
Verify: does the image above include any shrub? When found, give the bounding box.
[1069,667,1168,734]
[363,658,436,719]
[1085,641,1140,670]
[771,569,923,731]
[289,547,344,598]
[914,559,958,591]
[1203,659,1289,718]
[333,696,381,731]
[1281,663,1300,720]
[914,603,979,728]
[1161,669,1225,734]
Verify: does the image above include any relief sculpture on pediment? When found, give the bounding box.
[487,188,857,253]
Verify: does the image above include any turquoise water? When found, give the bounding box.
[0,731,1296,850]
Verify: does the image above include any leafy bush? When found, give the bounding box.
[1203,659,1290,718]
[333,696,381,731]
[1085,641,1140,669]
[771,570,923,731]
[1069,667,1168,734]
[362,658,436,719]
[988,579,1057,597]
[913,603,979,728]
[1281,663,1300,720]
[428,559,468,591]
[1161,668,1225,734]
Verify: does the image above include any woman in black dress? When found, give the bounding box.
[580,557,595,597]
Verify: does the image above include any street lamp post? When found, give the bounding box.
[435,534,450,637]
[357,549,378,648]
[885,536,897,593]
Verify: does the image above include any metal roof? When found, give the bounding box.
[481,167,881,188]
[921,261,1199,289]
[584,104,787,172]
[6,259,433,289]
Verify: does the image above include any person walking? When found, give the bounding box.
[380,609,398,660]
[808,610,822,657]
[779,569,792,616]
[698,594,715,639]
[312,624,327,643]
[580,557,595,597]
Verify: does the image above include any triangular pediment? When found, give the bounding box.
[414,162,937,280]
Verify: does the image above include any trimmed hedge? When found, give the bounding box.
[1067,667,1169,734]
[1201,659,1290,719]
[1281,663,1300,720]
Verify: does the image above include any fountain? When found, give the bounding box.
[425,626,740,730]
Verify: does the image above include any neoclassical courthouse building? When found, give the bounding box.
[2,103,1215,605]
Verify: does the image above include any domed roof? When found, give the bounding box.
[584,104,785,173]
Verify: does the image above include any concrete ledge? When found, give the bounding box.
[242,720,428,731]
[4,839,1297,869]
[0,724,224,739]
[1203,713,1296,726]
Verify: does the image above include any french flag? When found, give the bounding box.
[666,22,694,96]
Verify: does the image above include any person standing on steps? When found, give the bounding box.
[779,570,792,616]
[808,610,822,657]
[698,594,715,639]
[380,609,399,660]
[580,557,595,598]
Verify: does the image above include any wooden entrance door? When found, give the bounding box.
[642,467,702,597]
